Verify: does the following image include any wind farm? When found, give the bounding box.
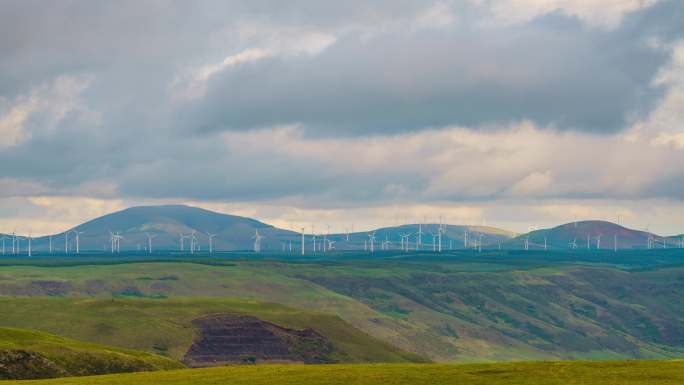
[3,0,684,383]
[1,205,681,257]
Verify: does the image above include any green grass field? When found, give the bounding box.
[0,297,425,364]
[1,256,684,362]
[5,361,684,385]
[0,327,180,380]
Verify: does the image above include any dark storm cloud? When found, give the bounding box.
[0,0,683,205]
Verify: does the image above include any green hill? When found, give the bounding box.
[0,327,181,380]
[5,361,684,385]
[0,297,426,365]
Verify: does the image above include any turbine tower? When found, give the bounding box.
[368,232,376,253]
[74,231,84,254]
[145,233,156,254]
[178,233,187,252]
[417,223,423,250]
[190,231,197,255]
[252,229,264,253]
[300,227,305,256]
[207,233,216,254]
[27,232,32,257]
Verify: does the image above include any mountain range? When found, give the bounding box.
[0,205,682,253]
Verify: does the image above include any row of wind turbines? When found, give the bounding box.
[2,221,683,256]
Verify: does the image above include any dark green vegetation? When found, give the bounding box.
[0,327,180,380]
[5,361,684,385]
[1,249,683,362]
[0,297,424,364]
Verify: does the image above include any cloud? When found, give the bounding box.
[476,0,658,28]
[0,1,683,235]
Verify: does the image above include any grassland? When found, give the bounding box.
[1,250,683,362]
[0,327,180,379]
[6,360,684,385]
[0,297,425,364]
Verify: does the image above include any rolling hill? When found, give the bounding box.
[0,327,181,380]
[26,205,299,252]
[4,205,516,253]
[508,220,681,250]
[3,206,681,253]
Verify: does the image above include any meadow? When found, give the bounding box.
[1,250,683,362]
[5,360,684,385]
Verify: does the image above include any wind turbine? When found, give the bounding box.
[300,227,305,256]
[400,233,411,252]
[368,232,376,253]
[190,231,197,254]
[595,234,602,250]
[417,223,423,250]
[252,229,264,253]
[145,233,156,254]
[438,226,443,253]
[327,239,335,251]
[478,234,483,253]
[207,233,216,254]
[115,232,123,253]
[0,235,5,255]
[178,233,187,252]
[74,231,84,254]
[109,231,116,253]
[49,235,52,254]
[27,232,32,257]
[65,231,69,254]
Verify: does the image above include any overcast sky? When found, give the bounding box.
[1,0,684,235]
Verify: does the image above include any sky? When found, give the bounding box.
[1,0,684,236]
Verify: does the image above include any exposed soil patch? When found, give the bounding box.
[0,349,66,380]
[182,314,333,367]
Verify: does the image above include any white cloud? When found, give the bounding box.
[476,0,659,28]
[510,171,553,196]
[0,75,91,148]
[175,24,336,100]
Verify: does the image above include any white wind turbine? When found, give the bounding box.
[27,232,32,257]
[145,233,156,254]
[178,233,187,252]
[74,231,85,254]
[49,235,52,254]
[207,232,216,254]
[300,227,305,256]
[0,235,7,255]
[400,233,411,252]
[368,232,376,253]
[190,231,197,254]
[65,231,69,254]
[252,229,264,253]
[416,223,423,250]
[115,232,123,253]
